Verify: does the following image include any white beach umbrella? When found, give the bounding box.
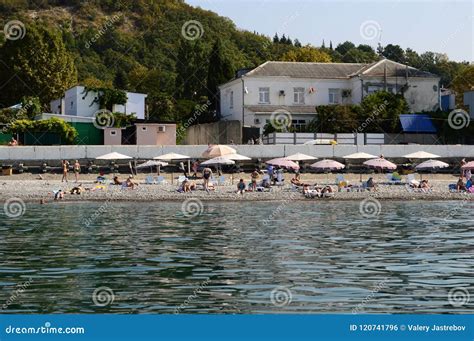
[136,160,168,168]
[403,151,440,159]
[343,152,377,159]
[226,153,251,161]
[201,156,235,166]
[95,152,132,160]
[363,158,397,170]
[285,153,317,161]
[154,153,190,161]
[415,159,449,170]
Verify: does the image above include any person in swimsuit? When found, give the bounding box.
[73,160,81,183]
[237,179,246,194]
[250,169,259,191]
[202,167,212,192]
[61,160,69,183]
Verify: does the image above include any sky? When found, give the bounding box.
[186,0,473,62]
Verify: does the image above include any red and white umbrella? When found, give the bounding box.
[363,158,397,170]
[266,158,300,170]
[310,159,345,171]
[461,161,474,170]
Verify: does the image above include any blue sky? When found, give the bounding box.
[186,0,473,62]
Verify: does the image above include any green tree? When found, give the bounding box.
[0,23,77,106]
[308,105,361,133]
[335,41,356,55]
[360,91,409,133]
[380,44,405,63]
[207,39,234,118]
[281,46,332,63]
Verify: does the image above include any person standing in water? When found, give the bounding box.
[61,160,70,183]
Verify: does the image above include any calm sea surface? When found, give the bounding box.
[1,200,473,314]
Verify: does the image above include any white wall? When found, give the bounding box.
[113,92,147,119]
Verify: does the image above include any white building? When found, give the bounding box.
[219,59,440,132]
[50,85,147,119]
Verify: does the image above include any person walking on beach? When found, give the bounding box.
[192,160,199,178]
[73,160,81,183]
[203,167,213,192]
[61,160,70,183]
[250,169,259,191]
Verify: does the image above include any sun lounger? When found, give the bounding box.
[155,176,168,185]
[386,173,402,185]
[218,175,226,186]
[145,175,155,185]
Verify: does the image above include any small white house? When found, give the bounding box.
[50,85,147,119]
[219,59,441,132]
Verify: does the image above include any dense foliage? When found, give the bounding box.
[6,118,78,144]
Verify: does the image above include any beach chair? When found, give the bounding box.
[155,176,168,185]
[145,175,155,185]
[177,175,187,183]
[335,174,345,184]
[218,175,226,186]
[275,172,285,188]
[406,174,417,183]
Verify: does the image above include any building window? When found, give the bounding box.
[230,91,234,108]
[293,87,305,104]
[70,101,74,109]
[328,89,340,104]
[259,87,270,104]
[141,127,147,131]
[110,130,117,136]
[291,119,307,132]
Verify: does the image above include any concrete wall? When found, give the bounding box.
[103,128,123,145]
[185,121,241,145]
[136,124,176,145]
[2,144,474,162]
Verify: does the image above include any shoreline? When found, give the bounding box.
[1,178,472,203]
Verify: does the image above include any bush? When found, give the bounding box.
[6,118,78,144]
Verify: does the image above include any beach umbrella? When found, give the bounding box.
[136,160,168,168]
[201,156,235,166]
[415,159,449,170]
[95,152,132,160]
[461,161,474,170]
[403,151,440,159]
[310,159,345,171]
[285,153,317,161]
[343,152,377,159]
[226,153,251,161]
[202,145,236,158]
[266,158,300,170]
[363,158,397,170]
[154,153,190,161]
[343,152,377,181]
[154,153,191,184]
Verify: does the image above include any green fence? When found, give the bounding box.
[0,132,13,144]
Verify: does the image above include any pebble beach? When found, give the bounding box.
[0,172,472,202]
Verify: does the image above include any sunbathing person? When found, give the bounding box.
[113,176,122,185]
[126,176,137,189]
[70,184,84,195]
[419,180,431,192]
[291,173,303,186]
[182,179,191,193]
[366,177,377,192]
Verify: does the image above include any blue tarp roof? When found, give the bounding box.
[399,114,437,133]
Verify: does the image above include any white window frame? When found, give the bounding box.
[259,87,270,104]
[328,89,341,104]
[293,87,305,104]
[230,91,234,108]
